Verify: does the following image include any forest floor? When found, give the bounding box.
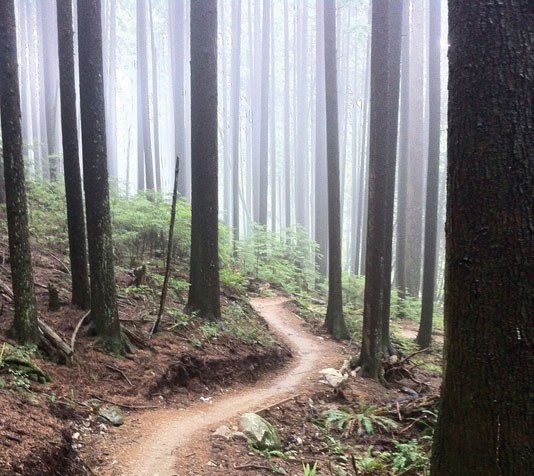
[0,242,443,476]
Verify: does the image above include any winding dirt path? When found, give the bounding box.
[98,296,345,476]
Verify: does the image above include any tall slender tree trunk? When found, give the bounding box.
[149,0,161,192]
[258,0,270,226]
[315,0,328,276]
[283,0,291,229]
[405,0,427,297]
[0,0,39,345]
[231,0,242,243]
[77,0,124,353]
[186,0,220,321]
[136,0,154,191]
[324,0,349,341]
[395,0,411,317]
[170,0,189,198]
[57,0,91,310]
[431,1,533,473]
[416,0,441,349]
[381,0,403,357]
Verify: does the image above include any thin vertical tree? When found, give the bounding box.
[77,0,124,352]
[416,0,441,349]
[136,0,154,192]
[324,0,349,340]
[186,0,221,321]
[315,0,328,276]
[258,0,270,227]
[231,0,242,243]
[431,1,533,473]
[170,0,189,198]
[283,0,292,229]
[56,0,91,310]
[0,0,39,345]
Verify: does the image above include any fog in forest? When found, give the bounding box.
[10,0,448,285]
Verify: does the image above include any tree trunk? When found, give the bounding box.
[186,0,221,321]
[315,0,328,276]
[149,0,161,192]
[431,1,533,473]
[416,0,441,349]
[258,0,270,227]
[77,0,124,353]
[56,0,91,310]
[359,0,391,381]
[169,0,189,198]
[0,0,39,345]
[283,0,291,229]
[231,0,242,243]
[136,0,154,191]
[324,0,349,341]
[381,0,403,357]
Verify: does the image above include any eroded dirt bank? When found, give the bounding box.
[96,296,346,476]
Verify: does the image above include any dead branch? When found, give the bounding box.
[70,311,91,351]
[151,156,180,335]
[105,363,133,386]
[40,248,71,274]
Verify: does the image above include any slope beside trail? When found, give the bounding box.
[97,295,345,476]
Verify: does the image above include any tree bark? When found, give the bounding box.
[186,0,221,321]
[0,0,39,345]
[324,0,349,341]
[431,1,534,473]
[56,0,91,310]
[77,0,124,353]
[416,0,441,349]
[359,0,391,381]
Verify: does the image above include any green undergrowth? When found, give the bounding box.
[315,398,434,475]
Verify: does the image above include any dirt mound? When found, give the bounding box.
[152,340,291,394]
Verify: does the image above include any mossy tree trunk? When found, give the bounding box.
[77,0,124,353]
[56,0,91,310]
[323,0,349,341]
[0,0,39,345]
[431,1,533,473]
[186,0,221,321]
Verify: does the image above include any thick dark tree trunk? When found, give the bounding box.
[56,0,91,310]
[186,0,220,321]
[380,0,402,357]
[431,1,534,474]
[77,0,124,353]
[324,0,349,340]
[359,0,390,381]
[0,0,39,345]
[416,0,441,349]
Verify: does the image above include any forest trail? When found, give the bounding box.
[98,296,345,476]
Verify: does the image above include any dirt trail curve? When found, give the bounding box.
[98,296,345,476]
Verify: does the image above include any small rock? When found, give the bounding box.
[232,431,248,442]
[98,405,124,426]
[240,413,281,451]
[213,425,233,440]
[72,432,80,440]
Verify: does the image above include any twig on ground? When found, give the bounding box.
[105,363,133,386]
[70,311,91,351]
